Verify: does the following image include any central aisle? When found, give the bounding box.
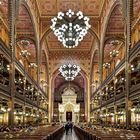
[61,129,79,140]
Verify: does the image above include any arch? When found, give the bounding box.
[51,67,88,93]
[40,26,100,51]
[18,0,38,47]
[90,37,100,91]
[101,1,122,50]
[55,81,82,94]
[17,0,39,71]
[51,67,88,112]
[104,36,125,46]
[90,49,99,84]
[16,37,37,54]
[16,38,37,64]
[40,48,49,84]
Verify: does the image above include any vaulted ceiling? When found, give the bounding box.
[13,0,125,88]
[1,0,138,89]
[36,0,104,17]
[35,0,105,86]
[35,0,103,55]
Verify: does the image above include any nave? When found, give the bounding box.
[1,0,140,140]
[60,130,79,140]
[1,123,140,140]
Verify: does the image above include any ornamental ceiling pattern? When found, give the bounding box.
[48,51,91,60]
[2,0,138,82]
[46,31,94,51]
[16,4,34,37]
[38,0,101,52]
[106,5,124,37]
[36,0,104,17]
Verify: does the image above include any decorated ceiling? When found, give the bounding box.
[1,0,137,89]
[36,0,104,17]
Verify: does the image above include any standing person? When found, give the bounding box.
[65,122,69,135]
[69,122,73,133]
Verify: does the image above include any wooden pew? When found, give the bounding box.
[0,125,64,140]
[74,125,140,140]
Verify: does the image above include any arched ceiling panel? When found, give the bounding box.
[54,72,85,90]
[48,51,91,61]
[17,40,36,62]
[104,39,123,62]
[16,4,37,63]
[104,4,124,63]
[16,4,34,37]
[106,5,124,37]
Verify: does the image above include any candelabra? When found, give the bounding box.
[94,80,98,90]
[110,50,119,58]
[110,49,119,88]
[20,50,31,58]
[40,80,48,93]
[29,63,37,68]
[29,63,37,79]
[103,63,110,79]
[103,63,110,69]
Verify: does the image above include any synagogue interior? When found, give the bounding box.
[0,0,140,140]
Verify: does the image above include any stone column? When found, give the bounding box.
[7,100,14,126]
[99,43,104,83]
[87,77,90,122]
[114,105,117,127]
[8,0,18,127]
[48,75,52,123]
[22,105,25,125]
[124,0,133,129]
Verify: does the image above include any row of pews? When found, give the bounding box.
[0,125,64,140]
[74,125,140,140]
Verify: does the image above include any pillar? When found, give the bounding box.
[87,77,90,122]
[114,105,117,127]
[124,0,133,129]
[48,76,52,123]
[8,0,18,127]
[7,100,14,126]
[23,105,25,125]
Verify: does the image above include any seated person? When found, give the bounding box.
[3,126,10,132]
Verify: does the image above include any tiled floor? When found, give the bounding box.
[61,129,79,140]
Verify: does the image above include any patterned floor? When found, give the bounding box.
[61,129,79,140]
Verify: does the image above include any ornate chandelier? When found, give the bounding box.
[110,50,119,57]
[20,50,31,58]
[59,64,81,81]
[50,9,91,48]
[103,62,110,69]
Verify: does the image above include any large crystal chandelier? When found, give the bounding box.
[50,9,91,48]
[59,64,81,81]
